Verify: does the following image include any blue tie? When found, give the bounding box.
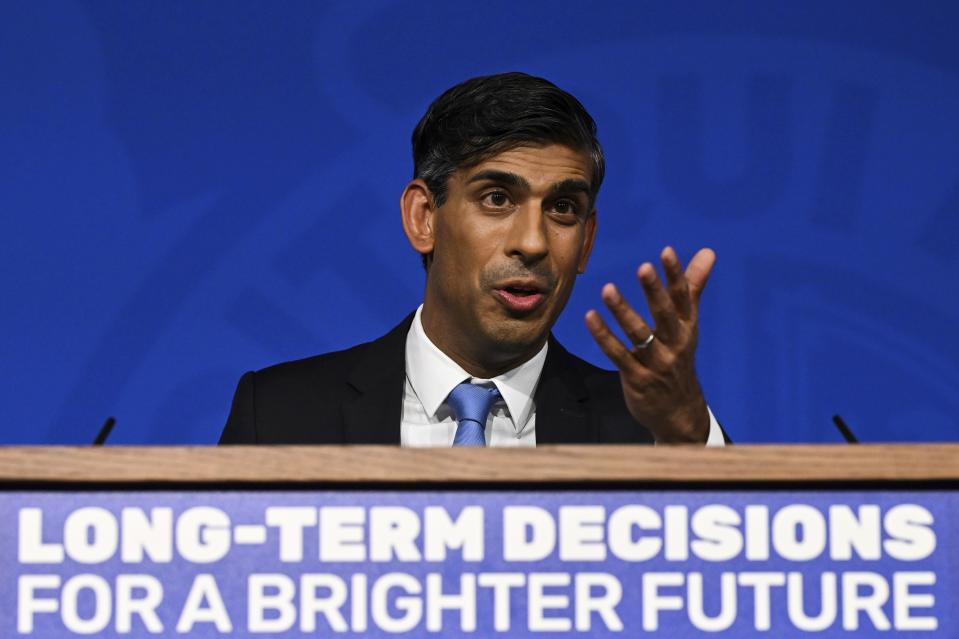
[446,382,501,447]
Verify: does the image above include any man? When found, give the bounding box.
[219,72,724,446]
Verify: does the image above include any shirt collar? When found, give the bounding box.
[405,304,547,430]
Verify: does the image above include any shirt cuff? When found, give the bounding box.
[704,405,726,448]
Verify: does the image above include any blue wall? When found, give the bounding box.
[2,1,957,444]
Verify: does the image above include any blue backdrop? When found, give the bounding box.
[2,1,957,445]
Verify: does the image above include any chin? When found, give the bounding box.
[479,316,549,354]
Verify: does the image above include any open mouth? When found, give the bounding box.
[503,285,539,297]
[493,284,547,313]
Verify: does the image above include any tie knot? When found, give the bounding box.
[446,382,501,427]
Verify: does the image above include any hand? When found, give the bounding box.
[585,246,716,443]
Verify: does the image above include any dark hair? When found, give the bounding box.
[411,72,605,267]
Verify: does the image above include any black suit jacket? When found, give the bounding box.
[219,313,655,445]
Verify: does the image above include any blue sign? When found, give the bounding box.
[1,490,955,636]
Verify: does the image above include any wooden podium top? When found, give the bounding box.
[0,444,956,484]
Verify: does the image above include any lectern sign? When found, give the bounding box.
[1,490,954,636]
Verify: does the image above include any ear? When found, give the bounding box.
[576,208,597,274]
[400,179,435,256]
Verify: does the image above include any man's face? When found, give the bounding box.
[420,144,597,373]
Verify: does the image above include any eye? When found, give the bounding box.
[550,199,579,216]
[481,191,512,208]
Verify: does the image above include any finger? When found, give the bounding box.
[584,309,640,371]
[600,283,657,354]
[686,248,717,307]
[661,246,692,320]
[637,262,680,341]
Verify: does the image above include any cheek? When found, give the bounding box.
[550,228,587,274]
[434,218,497,292]
[448,222,498,267]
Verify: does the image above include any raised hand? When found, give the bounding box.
[585,247,716,443]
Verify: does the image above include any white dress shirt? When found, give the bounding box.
[400,305,725,447]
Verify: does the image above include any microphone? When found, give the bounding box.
[832,414,859,444]
[93,416,116,446]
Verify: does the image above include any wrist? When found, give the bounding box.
[652,397,710,444]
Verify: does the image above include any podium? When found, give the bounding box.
[1,444,957,636]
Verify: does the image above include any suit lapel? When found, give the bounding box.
[341,313,415,444]
[339,319,597,445]
[534,336,596,444]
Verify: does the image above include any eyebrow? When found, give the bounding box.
[466,169,530,190]
[466,171,591,198]
[549,178,592,198]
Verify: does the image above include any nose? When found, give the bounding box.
[504,204,548,264]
